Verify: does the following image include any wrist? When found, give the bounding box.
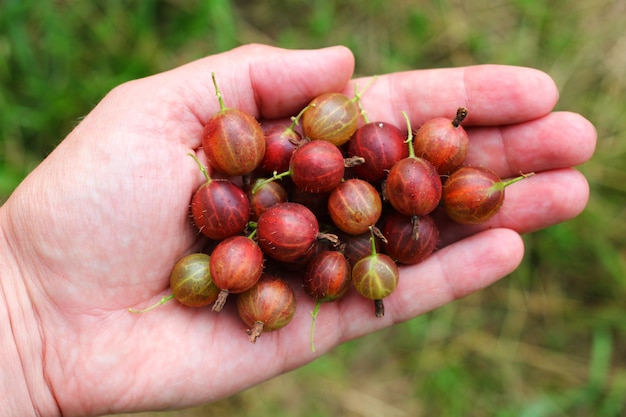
[0,208,60,416]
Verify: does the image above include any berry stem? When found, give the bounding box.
[401,111,416,159]
[211,72,227,111]
[317,232,340,246]
[411,216,421,241]
[251,170,292,194]
[188,153,212,183]
[452,107,469,128]
[368,226,379,255]
[310,300,323,352]
[374,299,385,317]
[128,294,175,314]
[212,290,229,312]
[247,321,265,343]
[344,155,365,167]
[359,107,370,124]
[353,75,378,124]
[497,171,535,190]
[289,105,311,131]
[355,82,370,124]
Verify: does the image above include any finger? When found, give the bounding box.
[170,43,355,121]
[464,111,597,177]
[436,167,590,245]
[350,64,560,127]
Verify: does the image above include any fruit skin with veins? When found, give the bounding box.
[303,251,352,303]
[328,178,382,235]
[380,211,439,265]
[209,235,265,312]
[413,107,469,175]
[303,250,352,352]
[348,121,408,183]
[236,274,297,343]
[252,139,346,195]
[188,153,250,240]
[247,179,288,221]
[351,230,400,318]
[302,92,360,146]
[260,124,301,174]
[190,179,250,240]
[128,253,219,313]
[202,72,265,176]
[256,202,320,263]
[442,165,534,224]
[385,156,442,217]
[340,231,380,267]
[290,139,345,194]
[170,253,220,307]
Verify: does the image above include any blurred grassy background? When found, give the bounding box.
[1,0,625,416]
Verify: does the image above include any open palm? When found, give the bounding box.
[0,44,595,416]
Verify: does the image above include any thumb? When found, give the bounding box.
[164,43,356,121]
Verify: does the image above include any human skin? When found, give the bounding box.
[0,44,596,416]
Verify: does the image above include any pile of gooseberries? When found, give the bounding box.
[130,72,532,348]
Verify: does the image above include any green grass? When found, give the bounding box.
[2,0,625,416]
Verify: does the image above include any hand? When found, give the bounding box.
[0,44,596,416]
